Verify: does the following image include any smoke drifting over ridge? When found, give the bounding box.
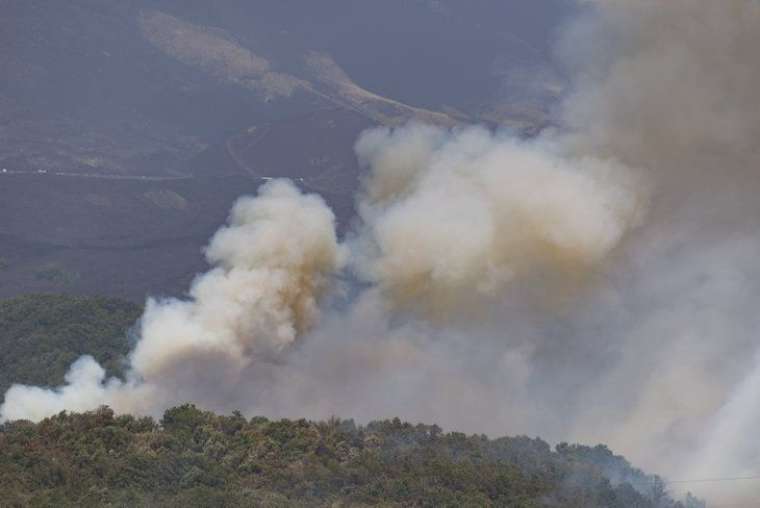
[3,1,760,503]
[559,1,760,503]
[1,181,346,421]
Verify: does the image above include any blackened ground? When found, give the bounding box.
[0,109,365,301]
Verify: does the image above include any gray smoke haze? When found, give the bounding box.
[3,1,760,504]
[557,1,760,503]
[351,123,645,318]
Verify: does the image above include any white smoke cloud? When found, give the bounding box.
[1,356,122,423]
[3,1,760,505]
[2,127,641,422]
[2,180,345,420]
[352,124,645,316]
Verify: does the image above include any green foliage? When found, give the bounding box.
[0,295,702,507]
[0,294,141,395]
[0,405,693,507]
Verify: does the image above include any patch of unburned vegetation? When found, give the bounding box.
[143,189,187,210]
[33,264,80,285]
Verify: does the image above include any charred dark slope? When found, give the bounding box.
[0,0,564,176]
[0,0,326,177]
[0,173,260,301]
[0,109,366,301]
[0,0,565,300]
[150,0,571,115]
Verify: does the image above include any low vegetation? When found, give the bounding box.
[0,294,704,507]
[0,405,705,508]
[0,294,141,395]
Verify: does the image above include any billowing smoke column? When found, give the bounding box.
[352,124,644,316]
[558,1,760,503]
[3,1,760,505]
[1,180,345,421]
[0,128,643,423]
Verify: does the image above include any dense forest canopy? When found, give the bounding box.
[0,294,141,395]
[0,405,704,507]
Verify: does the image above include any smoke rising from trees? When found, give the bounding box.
[3,1,760,503]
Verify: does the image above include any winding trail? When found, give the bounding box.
[0,169,196,181]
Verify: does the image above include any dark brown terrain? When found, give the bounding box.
[0,108,371,300]
[0,0,568,301]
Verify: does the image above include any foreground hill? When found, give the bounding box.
[0,405,700,508]
[0,294,705,507]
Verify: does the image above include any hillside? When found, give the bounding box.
[0,294,141,396]
[0,294,705,507]
[0,0,565,301]
[0,405,701,508]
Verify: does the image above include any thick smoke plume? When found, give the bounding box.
[352,124,644,316]
[3,1,760,504]
[1,180,345,420]
[557,1,760,504]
